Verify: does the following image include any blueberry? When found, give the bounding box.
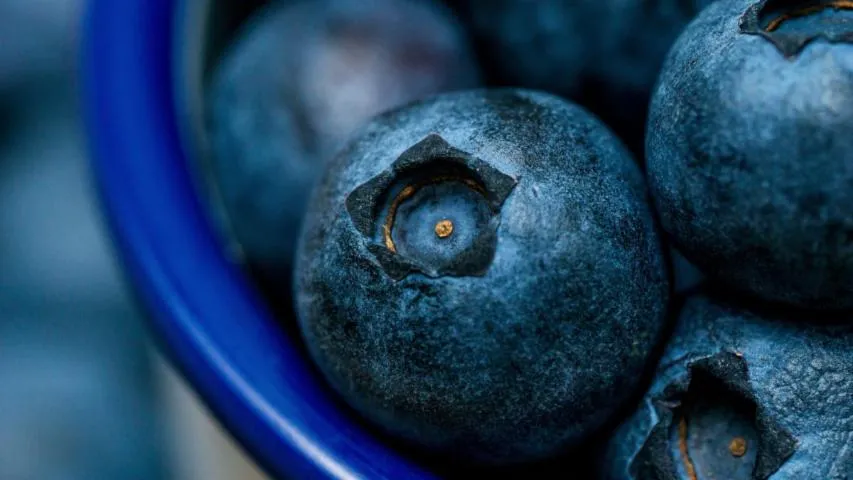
[452,0,715,152]
[294,89,670,464]
[205,0,478,277]
[602,292,853,479]
[647,0,853,309]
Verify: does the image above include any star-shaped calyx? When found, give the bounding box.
[630,352,797,480]
[346,134,517,281]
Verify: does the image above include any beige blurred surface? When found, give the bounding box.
[155,355,272,480]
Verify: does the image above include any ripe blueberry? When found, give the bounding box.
[205,0,478,278]
[647,0,853,309]
[294,89,670,464]
[602,292,853,479]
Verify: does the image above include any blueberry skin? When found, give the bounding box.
[453,0,714,152]
[647,0,853,309]
[602,293,853,480]
[205,0,478,276]
[294,89,670,464]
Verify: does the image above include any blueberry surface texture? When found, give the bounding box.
[293,89,670,465]
[452,0,715,152]
[647,0,853,309]
[602,292,853,480]
[205,0,478,278]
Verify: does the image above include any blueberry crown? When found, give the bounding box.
[630,352,796,480]
[346,134,517,280]
[741,0,853,57]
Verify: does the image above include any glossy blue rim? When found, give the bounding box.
[82,1,436,478]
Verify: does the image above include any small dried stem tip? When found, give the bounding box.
[435,219,454,238]
[729,437,748,457]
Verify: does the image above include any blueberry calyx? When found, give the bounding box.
[741,0,853,57]
[630,352,796,480]
[345,134,517,280]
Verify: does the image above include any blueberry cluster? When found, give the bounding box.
[206,0,853,476]
[606,1,853,478]
[296,90,669,464]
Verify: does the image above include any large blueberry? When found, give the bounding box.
[294,89,670,464]
[602,292,853,479]
[647,0,853,309]
[205,0,478,278]
[452,0,715,152]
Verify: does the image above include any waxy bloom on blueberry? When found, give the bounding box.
[294,89,670,464]
[647,0,853,309]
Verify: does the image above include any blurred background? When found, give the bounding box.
[0,1,270,478]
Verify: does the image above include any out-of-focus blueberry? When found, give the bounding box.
[647,0,853,309]
[452,0,716,153]
[602,292,853,480]
[205,0,479,278]
[294,89,670,464]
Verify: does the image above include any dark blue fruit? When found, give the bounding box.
[205,0,478,277]
[294,89,670,464]
[452,0,715,152]
[602,292,853,479]
[647,0,853,309]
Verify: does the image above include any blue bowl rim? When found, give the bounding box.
[81,1,437,478]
